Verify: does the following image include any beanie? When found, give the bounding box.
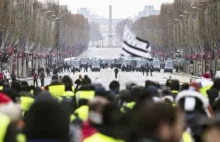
[203,73,211,79]
[0,92,12,105]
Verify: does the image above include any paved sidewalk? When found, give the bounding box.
[173,72,201,78]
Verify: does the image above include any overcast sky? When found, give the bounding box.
[59,0,174,19]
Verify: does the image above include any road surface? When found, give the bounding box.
[27,69,191,90]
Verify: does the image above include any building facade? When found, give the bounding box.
[136,5,160,19]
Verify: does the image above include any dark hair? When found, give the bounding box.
[52,75,58,80]
[109,81,120,90]
[134,103,177,137]
[166,79,172,88]
[145,80,158,88]
[11,81,21,93]
[20,81,30,92]
[181,83,189,91]
[24,93,69,141]
[62,76,73,86]
[170,79,180,91]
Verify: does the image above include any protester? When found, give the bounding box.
[1,72,220,142]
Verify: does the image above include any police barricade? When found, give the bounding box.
[189,76,202,83]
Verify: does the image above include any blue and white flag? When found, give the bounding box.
[121,26,152,60]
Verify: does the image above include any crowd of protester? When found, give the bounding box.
[1,72,220,142]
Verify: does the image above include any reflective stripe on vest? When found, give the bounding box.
[20,96,34,112]
[121,102,136,113]
[76,91,95,103]
[49,85,65,97]
[200,85,212,98]
[75,105,89,122]
[62,91,75,97]
[0,113,10,142]
[70,114,77,122]
[126,102,136,109]
[171,90,179,94]
[182,131,193,142]
[84,132,124,142]
[0,86,3,91]
[16,133,26,142]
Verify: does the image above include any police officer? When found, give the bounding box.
[114,68,119,79]
[145,63,150,76]
[141,65,145,76]
[149,62,153,76]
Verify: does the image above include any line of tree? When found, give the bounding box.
[126,0,220,59]
[0,0,90,57]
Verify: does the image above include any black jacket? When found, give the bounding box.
[207,88,220,108]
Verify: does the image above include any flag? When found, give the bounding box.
[121,26,152,60]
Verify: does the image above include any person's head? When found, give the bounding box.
[145,80,157,88]
[161,89,172,97]
[181,83,189,91]
[212,78,220,89]
[79,75,83,80]
[109,80,120,94]
[130,86,144,99]
[61,75,73,86]
[88,96,110,125]
[166,79,172,88]
[20,81,30,92]
[24,92,69,141]
[51,74,58,82]
[170,79,180,91]
[11,81,21,93]
[3,82,10,89]
[134,103,185,142]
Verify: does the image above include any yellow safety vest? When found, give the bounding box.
[74,105,89,122]
[200,85,211,98]
[171,90,179,95]
[20,96,35,112]
[121,102,136,113]
[0,113,10,142]
[16,133,26,142]
[84,133,124,142]
[182,131,193,142]
[76,90,95,103]
[62,91,75,98]
[49,85,65,97]
[70,114,77,122]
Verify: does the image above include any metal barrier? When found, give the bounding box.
[189,76,202,82]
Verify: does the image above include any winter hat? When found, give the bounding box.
[0,92,22,122]
[175,90,211,117]
[145,85,159,97]
[0,92,12,104]
[203,73,211,79]
[24,92,69,141]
